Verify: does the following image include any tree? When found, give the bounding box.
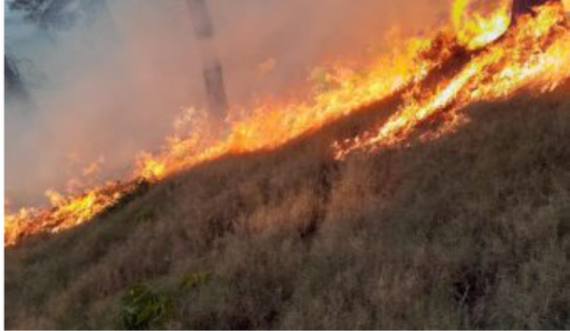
[9,0,113,30]
[9,0,78,29]
[10,0,229,119]
[187,0,229,120]
[6,0,115,112]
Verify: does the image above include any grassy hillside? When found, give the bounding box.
[6,78,570,329]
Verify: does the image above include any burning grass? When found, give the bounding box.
[335,2,569,158]
[5,0,570,246]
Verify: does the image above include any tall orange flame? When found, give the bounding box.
[334,3,568,159]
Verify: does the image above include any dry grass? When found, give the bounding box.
[5,79,570,329]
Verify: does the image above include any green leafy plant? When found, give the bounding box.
[120,283,171,330]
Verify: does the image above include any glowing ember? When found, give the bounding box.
[5,0,570,246]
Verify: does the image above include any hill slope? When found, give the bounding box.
[6,76,570,329]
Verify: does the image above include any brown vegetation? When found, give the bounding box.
[5,79,570,329]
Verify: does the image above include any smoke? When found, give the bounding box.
[5,0,449,207]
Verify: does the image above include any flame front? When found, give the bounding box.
[334,2,569,159]
[5,1,570,246]
[5,181,138,246]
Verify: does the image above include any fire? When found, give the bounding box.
[453,0,511,49]
[133,34,437,183]
[5,1,570,246]
[335,2,569,159]
[5,181,140,246]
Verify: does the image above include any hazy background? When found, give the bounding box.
[5,0,450,207]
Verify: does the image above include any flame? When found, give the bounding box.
[132,34,437,183]
[5,1,570,246]
[5,181,140,246]
[453,0,511,50]
[335,2,569,159]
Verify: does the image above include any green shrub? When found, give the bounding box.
[119,283,171,330]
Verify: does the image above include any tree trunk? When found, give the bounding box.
[187,0,229,120]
